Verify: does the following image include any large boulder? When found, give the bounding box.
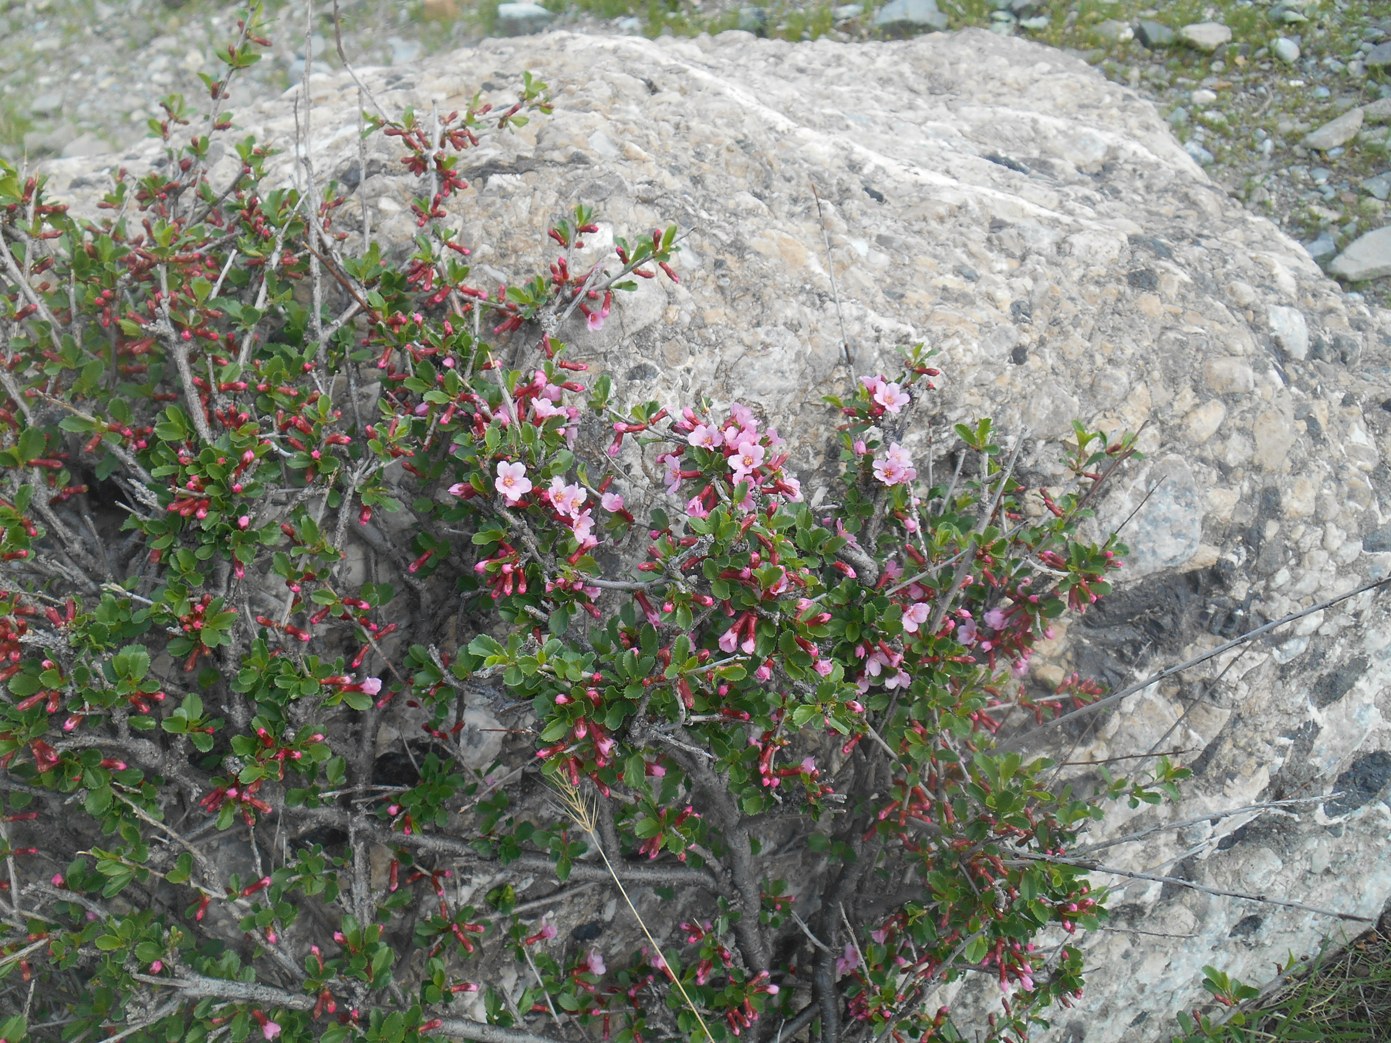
[40,27,1391,1040]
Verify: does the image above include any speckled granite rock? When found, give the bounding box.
[39,27,1391,1040]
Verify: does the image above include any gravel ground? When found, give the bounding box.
[1,0,1388,304]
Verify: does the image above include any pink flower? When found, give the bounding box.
[525,922,559,945]
[262,1021,281,1041]
[686,495,710,519]
[601,492,625,512]
[687,423,724,450]
[902,602,930,633]
[495,461,532,503]
[724,422,757,448]
[718,626,740,653]
[873,381,909,414]
[662,455,684,494]
[984,607,1009,630]
[583,950,606,976]
[872,442,916,487]
[729,440,765,482]
[571,509,595,546]
[778,473,803,501]
[532,397,564,419]
[360,677,382,696]
[447,482,471,497]
[548,476,586,518]
[835,942,860,976]
[957,613,978,647]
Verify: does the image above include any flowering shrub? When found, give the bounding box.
[0,8,1189,1042]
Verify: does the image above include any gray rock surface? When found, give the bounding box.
[1268,303,1311,360]
[1329,226,1391,281]
[38,27,1391,1042]
[1366,98,1391,125]
[1302,106,1366,150]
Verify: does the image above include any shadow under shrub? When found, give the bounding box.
[0,7,1187,1042]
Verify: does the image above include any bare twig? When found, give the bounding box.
[1071,795,1333,858]
[330,0,395,125]
[1000,573,1391,751]
[810,181,852,369]
[1007,852,1373,923]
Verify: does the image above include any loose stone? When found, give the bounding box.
[1329,226,1391,281]
[1179,21,1232,52]
[1301,107,1365,151]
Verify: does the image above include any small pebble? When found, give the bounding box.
[1361,173,1391,201]
[1304,234,1338,262]
[1184,139,1215,166]
[1273,37,1300,64]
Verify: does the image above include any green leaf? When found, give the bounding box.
[467,634,504,658]
[342,690,372,711]
[84,787,112,816]
[17,427,44,465]
[167,851,194,885]
[963,934,988,965]
[112,645,151,682]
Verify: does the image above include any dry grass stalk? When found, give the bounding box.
[552,778,718,1043]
